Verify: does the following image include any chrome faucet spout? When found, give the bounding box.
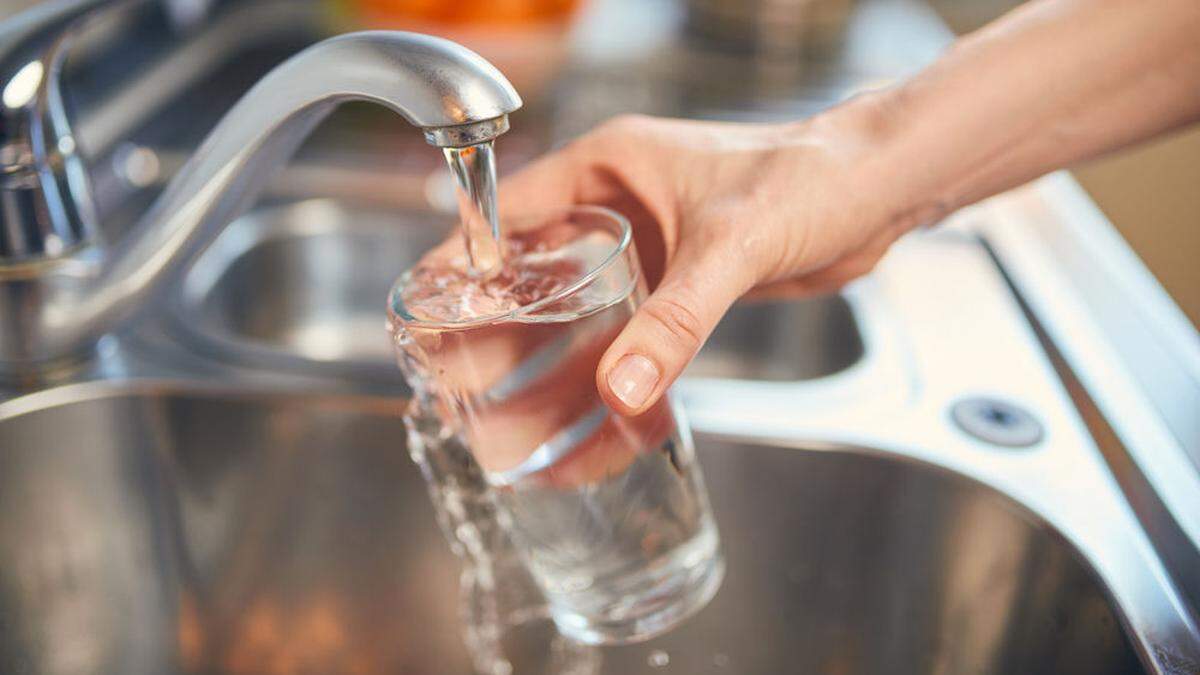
[0,30,521,375]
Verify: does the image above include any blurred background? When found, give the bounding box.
[2,0,1195,327]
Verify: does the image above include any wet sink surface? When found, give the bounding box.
[0,389,1144,674]
[175,200,863,383]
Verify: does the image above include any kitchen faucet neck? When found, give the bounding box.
[0,24,520,375]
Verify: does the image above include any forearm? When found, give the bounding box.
[867,0,1200,219]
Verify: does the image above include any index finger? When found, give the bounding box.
[497,145,584,227]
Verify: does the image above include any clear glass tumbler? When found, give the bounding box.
[387,206,724,645]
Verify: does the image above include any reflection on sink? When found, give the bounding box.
[174,200,453,383]
[177,200,864,383]
[0,388,1144,674]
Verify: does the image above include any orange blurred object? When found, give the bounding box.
[334,0,588,99]
[353,0,583,26]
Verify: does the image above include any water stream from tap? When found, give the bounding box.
[444,141,505,276]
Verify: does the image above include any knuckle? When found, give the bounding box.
[642,293,706,352]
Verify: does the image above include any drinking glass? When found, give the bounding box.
[387,206,724,645]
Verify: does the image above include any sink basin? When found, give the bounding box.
[174,200,863,384]
[172,200,452,384]
[0,386,1145,674]
[687,297,862,381]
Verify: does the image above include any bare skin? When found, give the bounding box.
[497,0,1200,416]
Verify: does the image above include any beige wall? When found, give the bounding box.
[931,0,1200,329]
[1073,128,1200,329]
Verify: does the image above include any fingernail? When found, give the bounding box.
[607,354,659,410]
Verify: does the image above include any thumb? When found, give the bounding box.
[597,241,753,416]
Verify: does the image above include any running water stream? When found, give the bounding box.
[444,141,505,276]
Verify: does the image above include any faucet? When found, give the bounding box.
[0,4,521,377]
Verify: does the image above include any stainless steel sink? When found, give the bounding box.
[14,199,1191,675]
[171,200,453,384]
[688,297,862,381]
[0,386,1145,675]
[173,199,865,384]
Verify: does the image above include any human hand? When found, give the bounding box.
[499,103,927,416]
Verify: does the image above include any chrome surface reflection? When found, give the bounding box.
[0,387,1144,674]
[0,21,520,373]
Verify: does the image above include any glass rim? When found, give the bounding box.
[387,204,634,331]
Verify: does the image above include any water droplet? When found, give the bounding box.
[647,650,670,668]
[713,653,730,668]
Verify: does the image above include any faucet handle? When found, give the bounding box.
[0,0,117,262]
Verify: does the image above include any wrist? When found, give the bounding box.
[808,87,953,233]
